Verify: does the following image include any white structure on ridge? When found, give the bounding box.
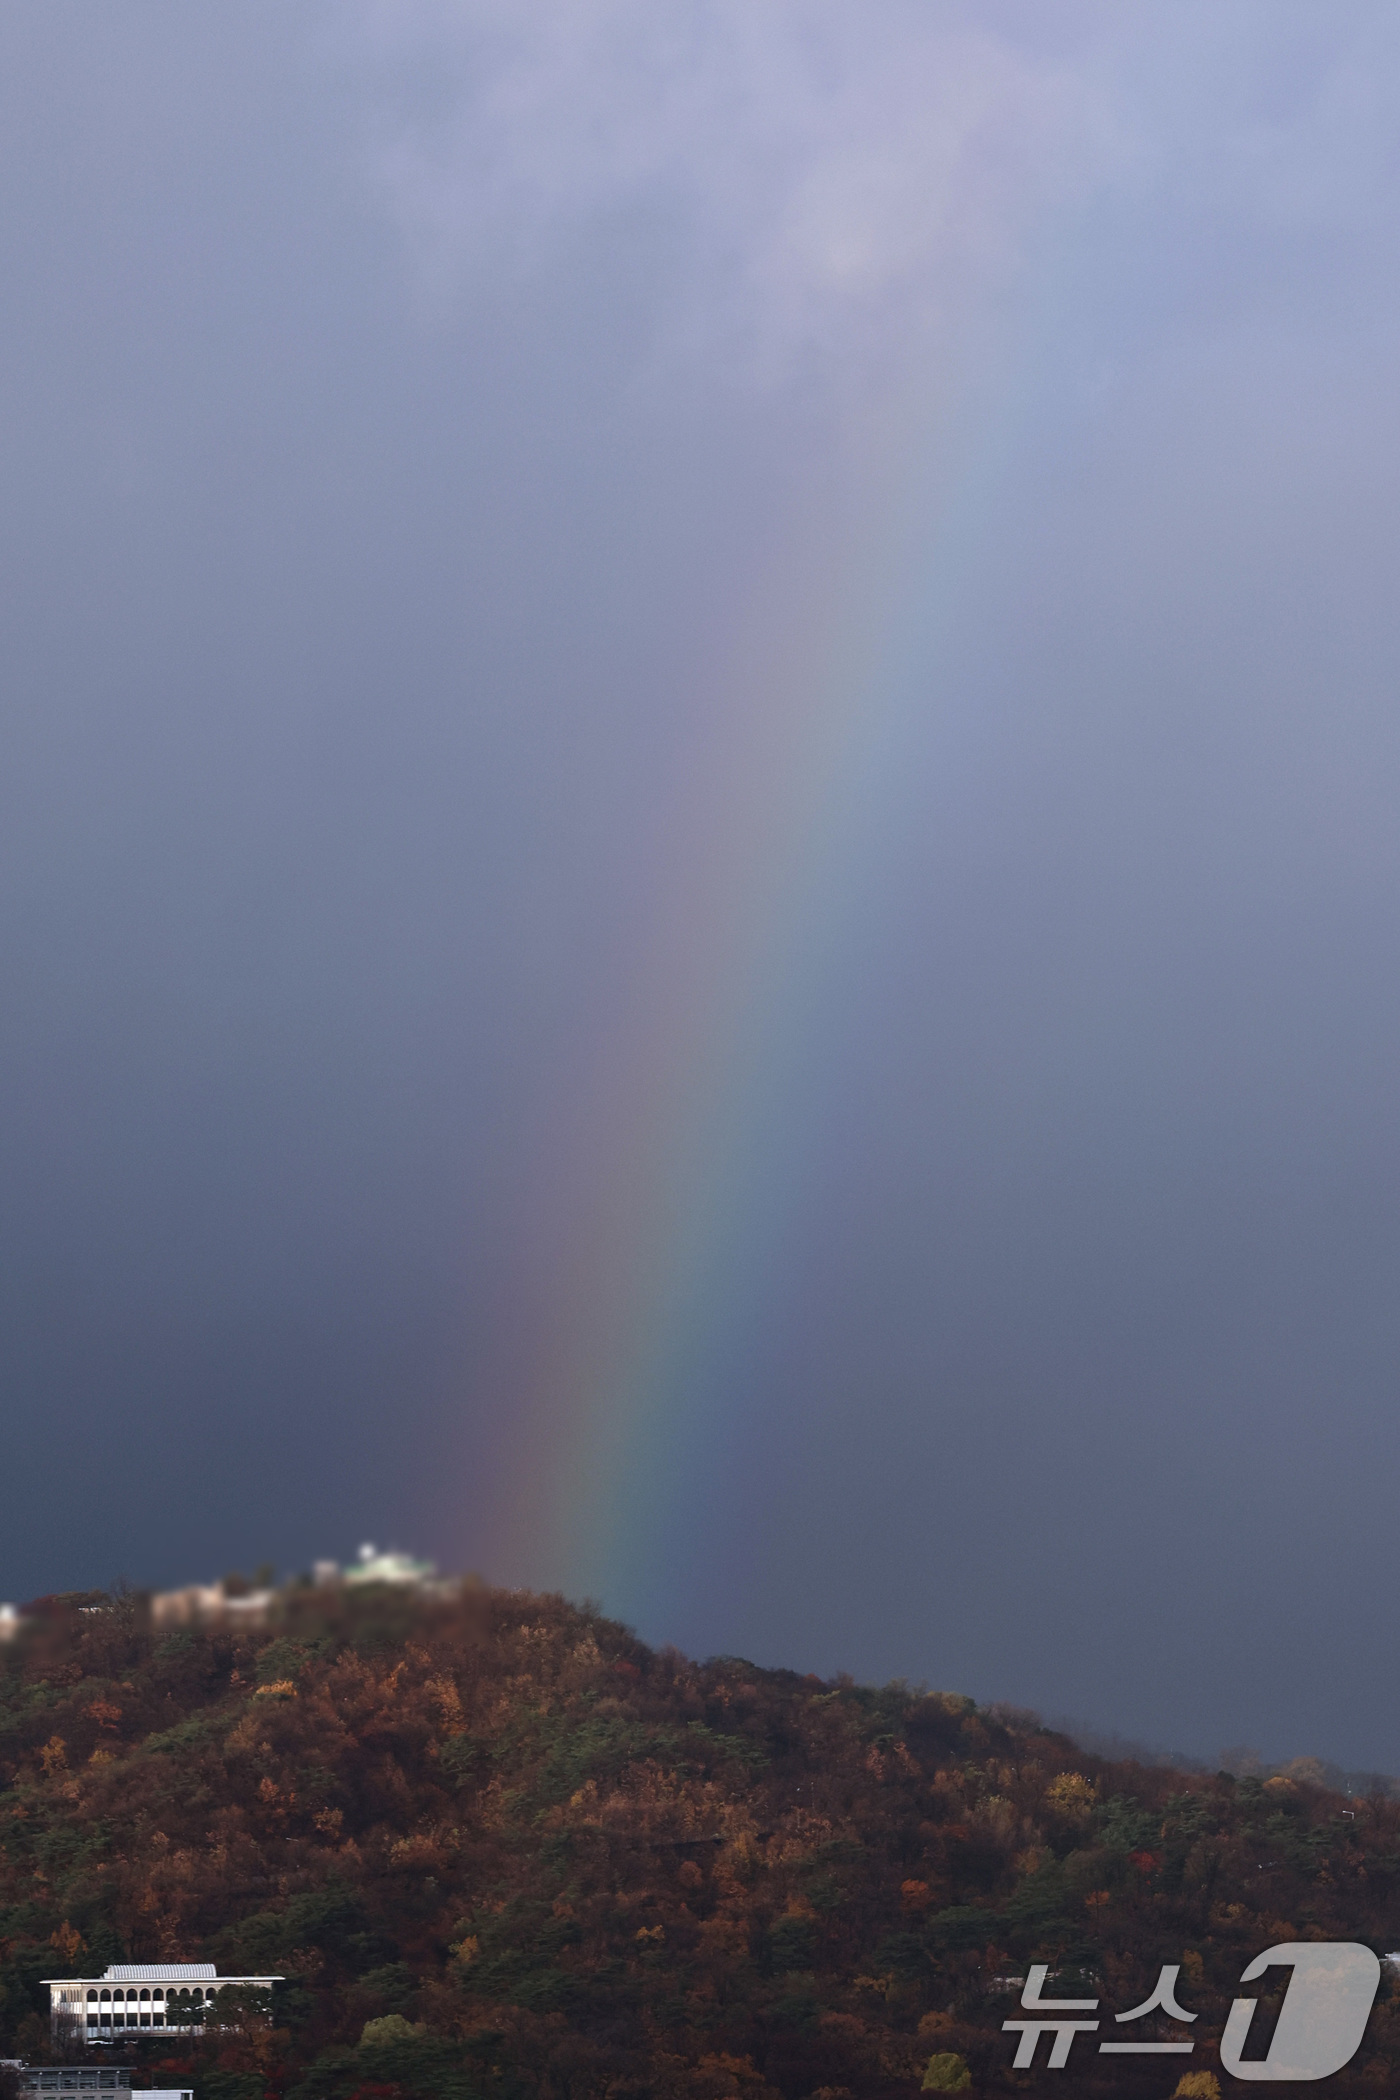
[342,1543,436,1587]
[149,1583,276,1631]
[152,1544,444,1629]
[45,1964,281,2041]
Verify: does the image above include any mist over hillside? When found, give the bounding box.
[1043,1714,1400,1805]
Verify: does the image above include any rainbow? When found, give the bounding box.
[467,277,1051,1630]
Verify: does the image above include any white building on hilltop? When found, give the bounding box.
[342,1543,435,1587]
[150,1543,451,1629]
[149,1582,275,1631]
[45,1964,282,2041]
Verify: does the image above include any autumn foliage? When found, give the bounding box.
[0,1584,1395,2097]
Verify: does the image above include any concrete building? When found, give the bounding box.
[150,1544,446,1629]
[149,1583,275,1631]
[45,1964,282,2041]
[17,2073,189,2100]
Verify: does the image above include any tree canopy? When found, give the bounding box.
[0,1584,1394,2096]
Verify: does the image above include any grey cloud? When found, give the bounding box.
[352,0,1112,387]
[2,0,1400,1773]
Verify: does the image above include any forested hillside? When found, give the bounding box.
[0,1584,1396,2098]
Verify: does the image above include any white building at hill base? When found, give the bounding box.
[44,1964,282,2041]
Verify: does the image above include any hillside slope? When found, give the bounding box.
[0,1584,1395,2097]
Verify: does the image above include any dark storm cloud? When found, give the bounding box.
[2,1,1400,1769]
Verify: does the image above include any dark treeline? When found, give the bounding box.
[0,1584,1394,2097]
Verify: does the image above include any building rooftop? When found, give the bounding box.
[106,1965,215,1982]
[42,1964,279,1984]
[18,2076,132,2090]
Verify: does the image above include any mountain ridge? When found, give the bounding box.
[0,1581,1394,2097]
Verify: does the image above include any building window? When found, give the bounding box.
[87,1992,97,2003]
[152,2016,163,2029]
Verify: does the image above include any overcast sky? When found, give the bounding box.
[4,2,1400,1771]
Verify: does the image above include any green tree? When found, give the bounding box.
[922,2054,971,2092]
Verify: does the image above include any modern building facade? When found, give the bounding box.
[17,2073,190,2100]
[44,1964,282,2041]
